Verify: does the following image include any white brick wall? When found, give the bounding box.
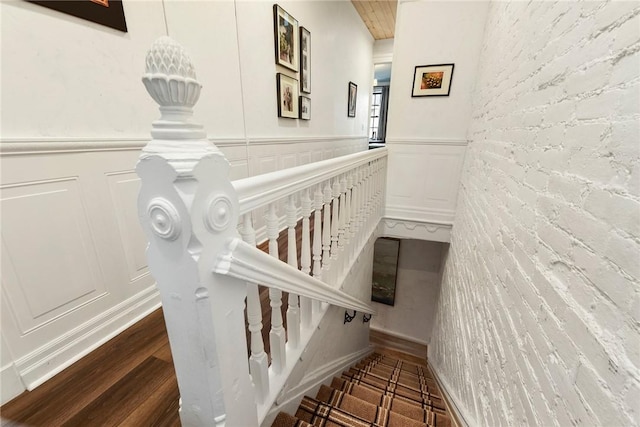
[428,2,640,426]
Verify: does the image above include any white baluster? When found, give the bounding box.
[358,166,366,249]
[344,174,352,264]
[331,178,340,260]
[266,203,286,373]
[300,190,312,328]
[312,186,323,280]
[312,185,323,315]
[286,196,300,347]
[322,181,332,274]
[241,214,269,403]
[337,175,347,276]
[347,172,356,262]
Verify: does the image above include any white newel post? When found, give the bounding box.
[137,37,257,427]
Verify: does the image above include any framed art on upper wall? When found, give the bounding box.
[300,27,311,93]
[347,81,357,117]
[277,73,299,119]
[299,96,310,120]
[29,0,128,32]
[412,63,454,97]
[273,4,299,72]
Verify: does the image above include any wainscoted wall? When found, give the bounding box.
[383,139,467,241]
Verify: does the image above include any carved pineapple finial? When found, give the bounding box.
[142,36,201,109]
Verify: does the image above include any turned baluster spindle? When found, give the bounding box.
[322,181,332,274]
[286,196,300,347]
[337,175,347,275]
[266,203,286,373]
[312,185,323,315]
[300,190,312,327]
[330,178,340,260]
[240,213,269,402]
[348,171,357,261]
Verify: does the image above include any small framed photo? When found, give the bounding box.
[277,73,299,119]
[273,4,299,72]
[347,81,357,117]
[300,96,311,120]
[300,27,311,93]
[412,63,455,97]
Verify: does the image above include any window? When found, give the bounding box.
[369,86,389,143]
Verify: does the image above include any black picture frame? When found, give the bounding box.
[300,27,311,93]
[299,96,311,120]
[371,238,400,306]
[273,4,299,72]
[277,73,299,119]
[29,0,128,32]
[347,81,357,117]
[411,63,455,97]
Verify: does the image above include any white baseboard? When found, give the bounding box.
[14,285,161,390]
[429,362,476,427]
[1,362,25,405]
[261,346,374,427]
[369,326,428,346]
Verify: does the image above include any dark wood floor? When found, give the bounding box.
[1,309,181,427]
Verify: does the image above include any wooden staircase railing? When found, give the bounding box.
[137,36,387,427]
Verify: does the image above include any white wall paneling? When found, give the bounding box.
[0,144,161,397]
[385,139,467,225]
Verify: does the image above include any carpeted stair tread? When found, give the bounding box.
[329,378,447,415]
[341,371,443,405]
[272,351,451,427]
[345,368,442,397]
[272,411,314,427]
[296,395,430,427]
[316,384,450,427]
[353,363,438,389]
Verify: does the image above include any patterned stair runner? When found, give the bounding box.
[271,352,452,427]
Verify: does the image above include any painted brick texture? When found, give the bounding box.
[429,2,640,426]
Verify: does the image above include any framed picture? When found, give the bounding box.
[412,63,455,97]
[371,238,400,306]
[273,4,299,72]
[300,27,311,93]
[29,0,127,32]
[347,81,357,117]
[300,96,311,120]
[277,73,299,119]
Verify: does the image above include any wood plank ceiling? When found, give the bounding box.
[351,0,398,40]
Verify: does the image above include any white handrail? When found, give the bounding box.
[215,238,376,314]
[234,148,387,215]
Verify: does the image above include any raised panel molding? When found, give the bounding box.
[386,142,466,228]
[1,178,107,333]
[106,172,151,287]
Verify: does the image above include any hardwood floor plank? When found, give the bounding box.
[153,341,174,364]
[117,375,180,427]
[1,310,169,426]
[61,356,174,427]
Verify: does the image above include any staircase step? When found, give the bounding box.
[330,377,447,415]
[362,355,430,376]
[271,412,314,427]
[354,362,438,388]
[341,371,442,405]
[345,368,442,397]
[317,384,450,427]
[296,395,430,427]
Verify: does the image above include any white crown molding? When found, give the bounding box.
[381,216,453,243]
[0,137,246,155]
[385,137,469,146]
[247,135,367,145]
